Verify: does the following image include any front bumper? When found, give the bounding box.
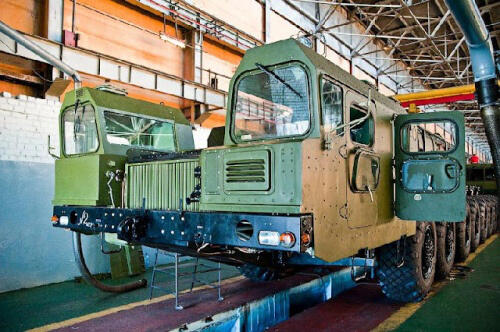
[52,206,313,253]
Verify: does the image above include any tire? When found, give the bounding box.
[456,203,471,262]
[484,199,491,238]
[377,222,437,302]
[238,264,281,282]
[486,198,495,237]
[490,196,498,233]
[478,199,488,243]
[435,222,456,280]
[469,199,481,252]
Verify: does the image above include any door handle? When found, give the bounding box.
[445,163,459,178]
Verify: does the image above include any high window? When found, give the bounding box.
[63,104,99,155]
[321,77,343,134]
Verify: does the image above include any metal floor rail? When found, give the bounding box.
[149,250,223,310]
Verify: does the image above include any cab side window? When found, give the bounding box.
[321,78,343,134]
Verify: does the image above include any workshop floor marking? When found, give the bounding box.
[371,233,497,332]
[28,276,244,332]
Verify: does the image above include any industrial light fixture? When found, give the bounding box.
[159,32,186,48]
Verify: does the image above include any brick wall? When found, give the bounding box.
[0,92,61,163]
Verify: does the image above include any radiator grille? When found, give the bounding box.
[127,159,200,211]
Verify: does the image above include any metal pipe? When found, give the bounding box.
[445,0,500,197]
[72,232,147,293]
[0,20,82,87]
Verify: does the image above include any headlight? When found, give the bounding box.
[59,216,69,226]
[258,231,280,246]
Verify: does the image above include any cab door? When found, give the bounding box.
[394,111,466,221]
[345,90,379,228]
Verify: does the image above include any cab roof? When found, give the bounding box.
[60,87,190,125]
[234,38,403,112]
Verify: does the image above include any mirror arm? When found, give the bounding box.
[330,89,373,133]
[47,135,60,159]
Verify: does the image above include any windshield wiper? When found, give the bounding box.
[255,63,302,98]
[73,99,80,141]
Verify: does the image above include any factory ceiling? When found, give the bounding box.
[293,0,498,155]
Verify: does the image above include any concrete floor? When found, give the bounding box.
[0,261,240,331]
[395,236,499,331]
[0,237,497,331]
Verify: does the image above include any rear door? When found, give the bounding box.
[394,111,465,222]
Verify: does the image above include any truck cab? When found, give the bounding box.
[52,86,194,207]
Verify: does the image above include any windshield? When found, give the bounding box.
[63,104,99,155]
[233,64,310,141]
[103,111,175,151]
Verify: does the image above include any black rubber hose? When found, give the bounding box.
[72,231,147,293]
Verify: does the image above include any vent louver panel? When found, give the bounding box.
[226,159,266,183]
[224,150,270,191]
[127,159,200,211]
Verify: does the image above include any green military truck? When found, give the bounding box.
[52,39,497,302]
[467,163,496,194]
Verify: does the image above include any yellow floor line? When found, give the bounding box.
[372,233,497,332]
[29,275,244,332]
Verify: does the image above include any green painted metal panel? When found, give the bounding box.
[127,159,200,211]
[394,111,466,222]
[109,244,145,279]
[223,149,270,191]
[200,142,302,213]
[204,151,220,194]
[53,154,125,206]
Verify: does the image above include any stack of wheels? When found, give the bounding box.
[378,197,495,303]
[468,197,481,252]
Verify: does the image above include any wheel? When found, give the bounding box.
[238,264,281,282]
[469,199,481,252]
[486,198,495,237]
[377,222,437,302]
[478,198,488,243]
[484,199,492,238]
[435,222,456,280]
[489,196,498,233]
[456,203,471,262]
